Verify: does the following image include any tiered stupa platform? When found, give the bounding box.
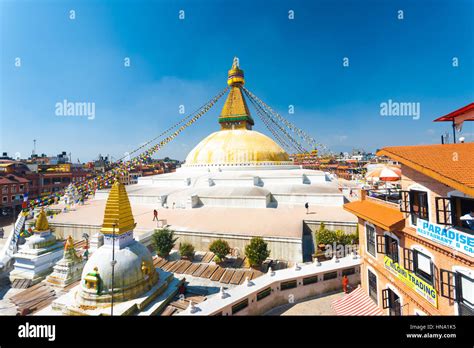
[46,236,85,288]
[9,209,64,286]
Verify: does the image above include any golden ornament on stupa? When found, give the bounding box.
[100,178,136,235]
[185,57,290,167]
[35,208,50,232]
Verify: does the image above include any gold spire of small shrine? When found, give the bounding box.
[100,178,136,235]
[35,208,50,232]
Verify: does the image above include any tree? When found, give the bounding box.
[316,222,335,245]
[179,242,195,259]
[152,228,178,258]
[209,239,230,262]
[245,237,270,268]
[335,230,351,245]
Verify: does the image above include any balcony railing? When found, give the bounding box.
[367,189,401,204]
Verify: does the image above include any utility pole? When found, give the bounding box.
[110,221,117,316]
[32,139,37,157]
[452,120,457,144]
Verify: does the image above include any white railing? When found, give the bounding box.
[0,213,26,271]
[177,254,361,316]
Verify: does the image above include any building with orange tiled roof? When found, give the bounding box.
[377,143,474,196]
[344,140,473,316]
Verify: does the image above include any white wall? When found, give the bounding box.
[177,254,361,316]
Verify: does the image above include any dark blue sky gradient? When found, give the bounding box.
[1,0,473,161]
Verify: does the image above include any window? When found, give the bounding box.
[323,271,338,281]
[231,299,248,314]
[256,287,272,301]
[1,186,7,194]
[342,268,355,276]
[366,224,376,257]
[11,185,16,193]
[440,269,474,316]
[382,288,401,316]
[368,269,378,304]
[280,280,297,290]
[436,196,474,234]
[400,190,410,212]
[303,275,319,285]
[410,190,429,225]
[413,250,434,285]
[458,273,474,315]
[435,197,453,225]
[385,235,399,263]
[2,196,7,203]
[19,185,24,191]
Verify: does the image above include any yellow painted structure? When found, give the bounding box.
[35,208,50,232]
[186,57,290,166]
[100,179,136,235]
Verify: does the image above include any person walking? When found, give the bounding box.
[305,202,309,214]
[342,275,349,293]
[153,209,158,221]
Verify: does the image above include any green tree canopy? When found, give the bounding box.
[209,239,230,262]
[152,228,178,258]
[245,237,270,267]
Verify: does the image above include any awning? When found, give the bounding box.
[332,286,384,316]
[433,102,474,131]
[343,199,405,231]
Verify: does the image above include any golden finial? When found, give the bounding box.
[227,56,245,86]
[64,235,74,250]
[35,208,50,232]
[100,179,136,235]
[232,56,239,69]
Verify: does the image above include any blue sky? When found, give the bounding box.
[1,0,473,162]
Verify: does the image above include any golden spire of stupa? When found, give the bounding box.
[227,57,245,86]
[100,178,136,235]
[219,57,254,130]
[35,208,50,232]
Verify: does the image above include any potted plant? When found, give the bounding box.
[209,239,230,264]
[179,242,195,260]
[245,237,270,269]
[151,228,178,258]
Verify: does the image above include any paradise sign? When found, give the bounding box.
[416,219,474,258]
[384,256,438,308]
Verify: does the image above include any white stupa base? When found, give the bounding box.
[9,244,64,285]
[94,166,344,210]
[46,258,86,288]
[48,268,179,316]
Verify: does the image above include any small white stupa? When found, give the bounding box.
[62,183,79,210]
[10,208,64,286]
[46,235,85,288]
